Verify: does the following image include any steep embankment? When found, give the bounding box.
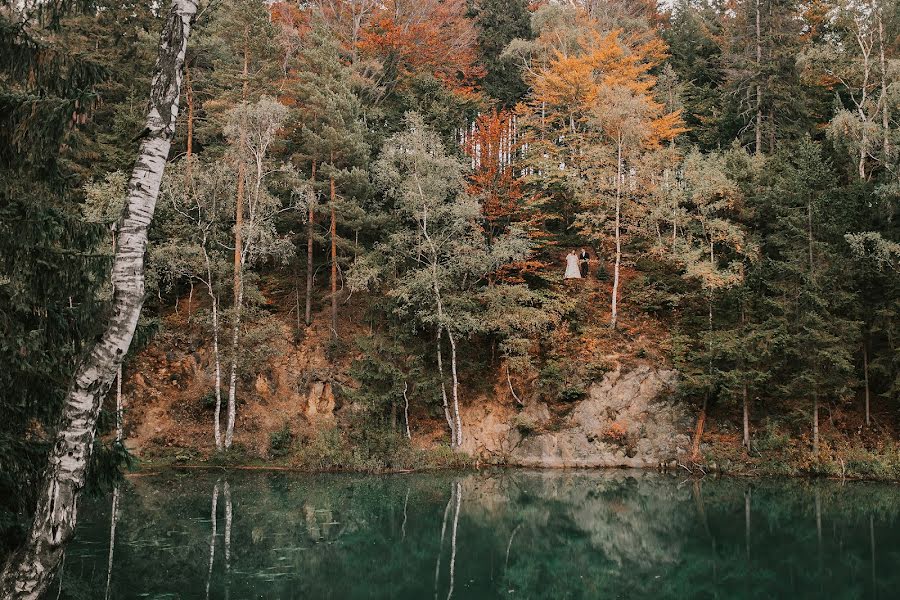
[120,261,689,467]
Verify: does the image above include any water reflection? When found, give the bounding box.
[59,470,900,599]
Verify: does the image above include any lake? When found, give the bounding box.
[58,469,899,599]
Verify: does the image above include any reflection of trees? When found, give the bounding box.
[61,471,900,599]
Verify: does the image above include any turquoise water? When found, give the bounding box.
[59,469,900,599]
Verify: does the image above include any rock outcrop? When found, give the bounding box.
[461,365,691,467]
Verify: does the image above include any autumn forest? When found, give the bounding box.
[1,0,900,595]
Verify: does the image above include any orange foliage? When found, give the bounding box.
[465,110,524,239]
[356,0,484,96]
[269,2,308,31]
[527,27,685,147]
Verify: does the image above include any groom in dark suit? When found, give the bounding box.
[578,248,589,278]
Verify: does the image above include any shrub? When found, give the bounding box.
[268,423,294,459]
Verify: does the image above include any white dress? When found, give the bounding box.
[564,253,582,279]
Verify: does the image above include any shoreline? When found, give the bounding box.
[126,456,900,484]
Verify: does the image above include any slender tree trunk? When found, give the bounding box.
[223,481,232,600]
[815,488,823,567]
[691,396,707,462]
[104,484,120,600]
[742,382,750,451]
[447,330,462,448]
[202,239,223,450]
[436,328,455,444]
[205,481,220,600]
[401,487,410,541]
[863,341,871,427]
[447,481,461,600]
[870,514,876,592]
[744,487,751,559]
[434,486,453,599]
[330,173,338,339]
[741,305,750,452]
[879,14,890,162]
[305,161,315,326]
[226,280,243,450]
[422,199,456,445]
[754,0,763,156]
[610,136,623,329]
[813,388,820,454]
[226,29,250,450]
[115,365,123,443]
[185,64,194,164]
[403,381,411,439]
[0,3,197,596]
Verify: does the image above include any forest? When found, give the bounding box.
[1,0,899,595]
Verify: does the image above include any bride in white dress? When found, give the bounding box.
[564,251,582,279]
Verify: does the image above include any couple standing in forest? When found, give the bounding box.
[565,248,596,280]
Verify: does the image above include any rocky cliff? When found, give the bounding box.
[461,366,691,468]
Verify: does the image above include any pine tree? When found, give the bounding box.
[288,19,369,338]
[752,139,858,454]
[473,0,532,106]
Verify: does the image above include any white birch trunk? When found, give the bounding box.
[225,280,244,449]
[447,330,462,448]
[433,487,453,600]
[224,481,232,600]
[115,365,123,443]
[203,240,223,450]
[436,328,455,444]
[446,481,461,600]
[0,3,197,596]
[205,481,220,600]
[403,381,411,440]
[104,484,120,600]
[610,136,623,329]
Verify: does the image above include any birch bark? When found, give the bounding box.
[0,2,198,597]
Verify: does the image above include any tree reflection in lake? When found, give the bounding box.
[58,470,900,599]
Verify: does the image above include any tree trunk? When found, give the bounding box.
[330,173,338,339]
[691,396,707,462]
[305,160,315,326]
[434,485,453,598]
[203,238,223,450]
[610,136,623,329]
[223,481,232,600]
[742,382,750,451]
[447,481,461,600]
[754,0,763,156]
[226,279,244,449]
[115,365,123,443]
[185,64,194,164]
[227,30,249,446]
[447,330,463,448]
[0,3,197,596]
[403,381,412,439]
[878,14,890,162]
[863,341,871,427]
[744,487,751,559]
[104,484,120,600]
[436,327,455,444]
[205,480,219,600]
[813,388,819,454]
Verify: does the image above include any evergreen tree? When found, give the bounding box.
[288,18,369,338]
[473,0,532,106]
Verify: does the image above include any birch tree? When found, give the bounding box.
[155,158,235,449]
[222,96,294,449]
[352,114,529,447]
[0,1,198,596]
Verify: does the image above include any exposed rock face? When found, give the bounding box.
[305,381,335,420]
[461,366,691,467]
